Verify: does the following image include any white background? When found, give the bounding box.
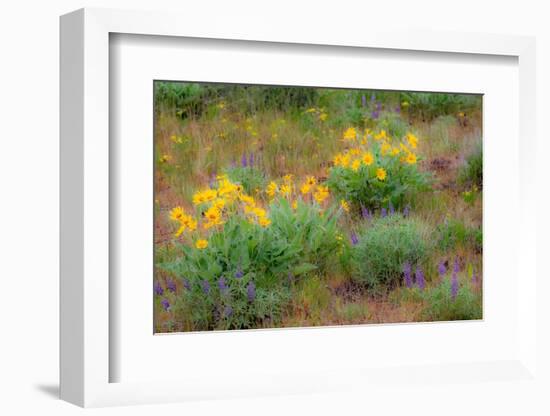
[1,1,548,415]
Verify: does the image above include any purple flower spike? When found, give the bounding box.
[201,280,210,295]
[183,278,191,290]
[381,207,387,218]
[376,102,382,111]
[403,205,410,218]
[161,298,170,311]
[224,305,233,318]
[249,152,254,167]
[453,258,460,273]
[370,92,376,102]
[361,94,367,107]
[403,262,413,289]
[235,267,244,279]
[247,281,256,302]
[218,277,228,293]
[451,272,459,300]
[241,152,248,167]
[360,204,371,220]
[154,281,164,296]
[438,261,447,278]
[371,110,380,119]
[415,266,425,290]
[166,278,176,293]
[389,202,395,215]
[350,231,359,246]
[395,104,401,114]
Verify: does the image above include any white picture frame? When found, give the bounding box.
[60,7,539,408]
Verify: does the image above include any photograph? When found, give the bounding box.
[153,81,483,333]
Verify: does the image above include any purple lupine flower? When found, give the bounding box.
[361,94,367,107]
[224,305,233,318]
[395,104,401,114]
[183,278,191,290]
[235,267,244,279]
[471,269,477,285]
[161,298,170,311]
[438,260,447,279]
[451,272,459,300]
[247,281,256,302]
[381,207,387,218]
[403,262,413,289]
[376,102,382,111]
[154,281,164,296]
[166,278,176,293]
[249,152,254,167]
[218,276,228,293]
[360,204,371,220]
[370,92,376,102]
[241,152,248,167]
[415,266,425,290]
[453,258,460,273]
[389,202,395,215]
[350,231,359,246]
[371,110,380,119]
[403,205,410,218]
[201,280,210,295]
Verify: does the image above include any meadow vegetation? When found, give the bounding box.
[154,82,483,332]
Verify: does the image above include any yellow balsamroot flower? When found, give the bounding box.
[239,194,255,206]
[313,185,330,203]
[169,206,185,222]
[193,188,217,205]
[376,167,387,181]
[212,198,226,210]
[306,176,316,186]
[258,217,271,228]
[405,152,417,165]
[204,206,222,223]
[159,154,171,163]
[195,239,208,249]
[305,107,317,113]
[292,200,298,210]
[283,174,294,183]
[362,152,374,166]
[174,225,186,238]
[350,147,361,156]
[300,183,311,195]
[374,130,387,141]
[381,142,392,156]
[351,159,361,172]
[266,181,278,198]
[333,153,344,167]
[252,207,267,218]
[340,199,350,212]
[280,183,292,197]
[319,112,328,121]
[343,127,357,141]
[341,154,351,168]
[391,146,400,156]
[182,215,197,231]
[406,133,418,149]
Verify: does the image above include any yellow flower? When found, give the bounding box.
[292,200,298,210]
[402,101,409,108]
[182,216,197,231]
[193,189,217,205]
[239,194,255,206]
[376,168,387,181]
[258,217,271,228]
[212,198,226,210]
[333,153,344,167]
[340,199,350,212]
[266,181,278,198]
[406,133,418,149]
[174,225,186,237]
[195,239,208,249]
[381,142,391,156]
[204,206,222,224]
[305,107,317,113]
[252,207,267,218]
[351,159,361,172]
[391,147,400,156]
[362,152,374,166]
[319,112,328,121]
[280,183,292,196]
[300,183,311,195]
[306,176,316,186]
[159,154,171,163]
[343,127,357,141]
[350,147,361,156]
[169,206,185,222]
[283,174,294,183]
[341,154,351,168]
[313,185,330,203]
[405,152,417,164]
[374,130,387,141]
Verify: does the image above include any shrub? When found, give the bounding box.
[436,218,482,253]
[350,215,431,294]
[327,127,431,211]
[400,92,481,121]
[458,144,483,189]
[420,278,482,321]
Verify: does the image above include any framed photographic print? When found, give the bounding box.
[60,7,540,409]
